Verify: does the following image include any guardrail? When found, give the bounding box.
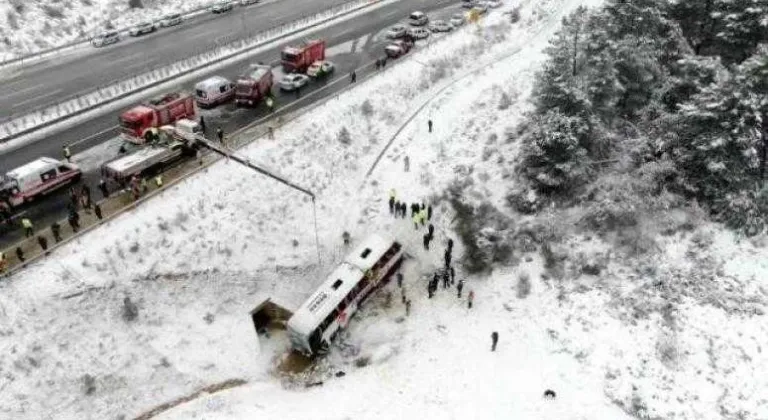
[0,0,379,144]
[0,1,230,70]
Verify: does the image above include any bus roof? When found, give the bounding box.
[6,157,61,180]
[344,233,393,271]
[287,262,364,336]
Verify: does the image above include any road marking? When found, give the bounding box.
[11,89,63,109]
[70,125,120,147]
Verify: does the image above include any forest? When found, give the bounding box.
[514,0,768,236]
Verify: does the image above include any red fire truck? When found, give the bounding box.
[235,64,274,107]
[119,92,196,144]
[281,39,326,73]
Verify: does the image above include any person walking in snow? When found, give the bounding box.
[216,127,224,144]
[412,212,420,230]
[342,231,351,246]
[427,204,433,221]
[428,119,433,133]
[427,280,434,299]
[402,203,408,218]
[397,272,403,288]
[51,222,62,242]
[401,287,407,304]
[405,299,411,316]
[98,178,109,199]
[199,115,206,133]
[15,247,25,263]
[350,70,357,83]
[411,203,418,218]
[468,290,474,309]
[444,249,452,269]
[21,218,33,238]
[457,279,464,298]
[491,331,499,352]
[442,269,450,289]
[448,238,454,252]
[419,207,427,226]
[37,235,48,253]
[394,200,401,217]
[423,233,430,250]
[389,196,395,214]
[428,224,435,240]
[68,210,80,233]
[450,266,455,285]
[94,204,103,221]
[63,145,72,162]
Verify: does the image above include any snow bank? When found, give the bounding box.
[3,0,767,418]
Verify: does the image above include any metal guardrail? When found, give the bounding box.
[0,0,378,143]
[0,1,228,70]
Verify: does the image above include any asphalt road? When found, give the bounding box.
[0,0,464,248]
[0,0,351,118]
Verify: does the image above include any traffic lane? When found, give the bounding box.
[0,0,459,171]
[0,0,351,117]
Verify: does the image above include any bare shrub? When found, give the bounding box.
[360,99,374,117]
[42,5,65,19]
[506,187,543,214]
[104,20,115,30]
[509,7,521,23]
[581,174,644,231]
[517,271,531,299]
[122,297,138,322]
[541,242,557,269]
[9,0,24,14]
[715,188,767,237]
[498,92,512,110]
[82,374,96,395]
[338,127,351,145]
[128,242,139,253]
[128,0,144,8]
[354,356,370,368]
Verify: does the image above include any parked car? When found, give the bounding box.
[462,0,479,9]
[385,39,413,58]
[306,60,335,78]
[408,27,431,40]
[429,20,453,32]
[129,22,156,36]
[386,24,407,39]
[485,0,502,8]
[408,11,428,26]
[240,0,259,4]
[279,73,309,91]
[450,13,466,27]
[91,31,120,47]
[211,0,234,13]
[159,13,182,27]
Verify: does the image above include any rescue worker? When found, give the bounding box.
[0,252,6,273]
[448,238,454,252]
[37,235,48,253]
[442,269,450,289]
[397,272,403,288]
[81,186,92,212]
[21,218,33,238]
[427,280,434,299]
[450,266,455,284]
[427,204,433,220]
[389,190,396,214]
[457,279,464,298]
[404,155,410,172]
[268,126,274,139]
[94,204,103,221]
[342,231,351,246]
[51,222,62,242]
[68,209,80,232]
[491,331,499,352]
[216,127,224,144]
[428,224,435,239]
[468,290,474,309]
[405,299,411,316]
[350,70,357,83]
[266,96,274,113]
[98,178,109,199]
[444,248,452,269]
[155,175,163,188]
[401,287,406,304]
[63,145,72,162]
[412,211,420,230]
[428,119,433,133]
[411,203,418,218]
[419,207,427,226]
[375,59,381,70]
[15,247,25,263]
[423,233,430,250]
[140,177,148,194]
[199,115,206,133]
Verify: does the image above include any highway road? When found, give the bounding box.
[0,0,351,118]
[0,0,464,248]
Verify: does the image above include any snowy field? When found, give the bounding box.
[2,0,768,419]
[0,0,237,60]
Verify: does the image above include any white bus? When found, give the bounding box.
[287,234,404,356]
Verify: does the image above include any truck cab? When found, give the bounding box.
[281,39,326,73]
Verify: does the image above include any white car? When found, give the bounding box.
[408,11,428,26]
[159,13,182,27]
[429,20,453,32]
[485,0,502,8]
[240,0,259,5]
[450,13,465,27]
[462,0,479,9]
[386,25,407,39]
[306,60,335,78]
[91,31,120,47]
[211,0,234,13]
[279,73,309,91]
[408,27,431,40]
[129,22,155,36]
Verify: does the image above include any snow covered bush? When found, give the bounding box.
[715,189,767,236]
[516,271,531,298]
[505,186,543,214]
[450,198,515,274]
[338,127,351,145]
[519,110,592,194]
[129,0,144,8]
[580,174,646,232]
[122,297,139,322]
[360,100,374,118]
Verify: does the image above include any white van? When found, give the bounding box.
[0,158,81,207]
[195,76,236,108]
[409,11,428,26]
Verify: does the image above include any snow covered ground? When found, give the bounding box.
[2,0,768,419]
[0,0,241,60]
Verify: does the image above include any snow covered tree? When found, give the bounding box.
[661,55,723,112]
[520,111,593,193]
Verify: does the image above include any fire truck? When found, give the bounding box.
[119,92,196,144]
[235,64,274,107]
[281,39,326,73]
[0,158,82,215]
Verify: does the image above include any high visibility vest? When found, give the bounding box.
[266,97,274,107]
[63,147,71,157]
[155,175,163,187]
[21,218,32,229]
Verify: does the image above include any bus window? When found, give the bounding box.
[40,169,56,181]
[332,279,343,290]
[58,165,72,173]
[360,248,371,259]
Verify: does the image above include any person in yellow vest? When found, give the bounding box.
[419,207,427,226]
[21,218,33,238]
[63,145,72,162]
[154,175,163,188]
[412,211,419,230]
[266,96,274,112]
